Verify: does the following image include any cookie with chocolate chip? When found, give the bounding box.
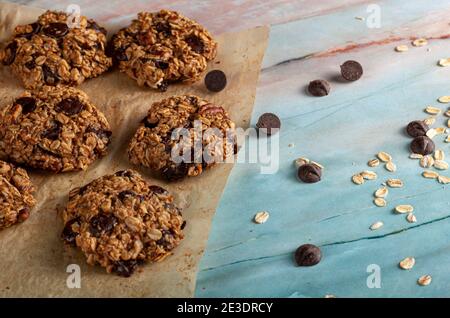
[0,10,112,89]
[61,169,184,276]
[128,95,236,180]
[0,85,112,172]
[0,160,36,230]
[109,10,217,91]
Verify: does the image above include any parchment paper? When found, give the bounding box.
[0,2,269,297]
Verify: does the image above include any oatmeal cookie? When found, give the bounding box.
[128,95,236,181]
[61,169,184,277]
[0,10,112,89]
[0,160,36,230]
[0,85,112,172]
[109,10,217,91]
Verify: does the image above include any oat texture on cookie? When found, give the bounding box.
[61,169,184,277]
[0,160,36,230]
[128,95,236,181]
[0,10,112,89]
[0,85,112,172]
[109,10,217,91]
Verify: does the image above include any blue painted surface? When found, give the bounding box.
[196,1,450,297]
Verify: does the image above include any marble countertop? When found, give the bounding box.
[10,0,450,297]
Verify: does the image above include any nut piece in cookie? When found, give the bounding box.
[127,95,236,181]
[109,10,217,90]
[0,10,112,89]
[61,169,184,276]
[0,160,36,230]
[0,85,112,172]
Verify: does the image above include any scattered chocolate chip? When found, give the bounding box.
[113,259,140,277]
[56,98,84,116]
[15,97,36,114]
[3,41,18,65]
[154,60,169,70]
[118,190,136,202]
[155,22,171,37]
[406,120,429,138]
[89,213,117,237]
[157,81,169,92]
[162,163,189,181]
[308,79,330,97]
[185,35,204,54]
[205,70,227,92]
[43,22,69,38]
[18,22,41,39]
[42,64,60,85]
[295,244,322,266]
[17,208,30,222]
[149,185,168,195]
[410,136,435,155]
[115,170,133,178]
[41,121,62,140]
[181,221,187,230]
[256,113,281,136]
[25,60,36,70]
[340,60,363,81]
[298,163,322,183]
[61,217,81,246]
[86,20,107,35]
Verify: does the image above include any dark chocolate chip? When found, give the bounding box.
[42,64,60,85]
[157,80,169,92]
[256,113,281,136]
[149,185,168,195]
[406,120,429,138]
[205,70,227,92]
[61,217,81,246]
[162,163,189,181]
[115,170,133,178]
[340,60,363,81]
[17,208,30,222]
[89,213,117,238]
[155,22,171,37]
[185,35,204,54]
[181,220,187,230]
[41,121,62,140]
[3,41,18,65]
[86,20,107,35]
[298,163,322,183]
[113,259,140,277]
[410,136,435,155]
[143,117,158,129]
[43,22,69,38]
[85,126,112,143]
[308,79,330,97]
[25,59,36,69]
[56,98,84,116]
[18,22,41,39]
[15,97,36,114]
[118,190,136,202]
[114,47,128,62]
[295,244,322,266]
[154,60,169,70]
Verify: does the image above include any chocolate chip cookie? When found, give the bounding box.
[128,95,236,181]
[0,10,112,89]
[0,85,112,172]
[0,160,36,230]
[109,10,217,91]
[61,169,184,276]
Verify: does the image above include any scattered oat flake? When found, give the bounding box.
[254,211,269,224]
[418,275,432,286]
[436,127,446,134]
[370,221,384,230]
[395,45,408,52]
[425,106,441,115]
[352,174,364,185]
[434,150,445,161]
[422,170,439,179]
[438,175,450,184]
[355,16,364,21]
[406,213,417,223]
[438,58,450,67]
[374,198,387,207]
[446,135,450,143]
[368,158,380,167]
[374,187,389,198]
[448,119,450,128]
[412,38,428,47]
[434,160,449,170]
[424,117,436,126]
[410,153,423,159]
[294,157,310,169]
[420,155,434,168]
[377,152,392,162]
[387,179,404,188]
[426,128,438,139]
[395,205,414,214]
[311,161,324,170]
[438,96,450,103]
[361,170,377,180]
[399,257,415,270]
[445,110,450,118]
[385,161,397,172]
[324,294,336,298]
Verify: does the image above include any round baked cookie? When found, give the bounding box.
[0,85,112,172]
[128,95,236,181]
[0,160,36,230]
[0,10,112,89]
[109,10,217,91]
[61,169,184,277]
